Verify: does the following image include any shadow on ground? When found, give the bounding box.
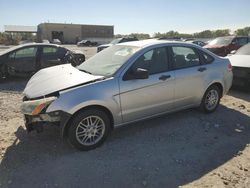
[228,88,250,102]
[0,105,249,188]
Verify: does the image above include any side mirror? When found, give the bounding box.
[124,68,149,80]
[231,41,236,45]
[134,68,149,79]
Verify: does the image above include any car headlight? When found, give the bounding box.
[21,96,57,115]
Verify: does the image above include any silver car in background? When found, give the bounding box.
[21,40,233,151]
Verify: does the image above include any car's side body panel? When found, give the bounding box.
[46,78,123,125]
[119,70,175,122]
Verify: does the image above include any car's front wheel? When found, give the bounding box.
[200,85,221,113]
[68,109,111,151]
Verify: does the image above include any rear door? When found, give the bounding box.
[7,46,38,75]
[169,45,208,108]
[40,46,67,69]
[119,46,175,122]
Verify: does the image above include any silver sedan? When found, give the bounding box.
[21,40,233,150]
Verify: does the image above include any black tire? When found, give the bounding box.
[200,85,221,113]
[68,109,111,151]
[0,65,9,81]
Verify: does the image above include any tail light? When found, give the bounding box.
[228,63,232,72]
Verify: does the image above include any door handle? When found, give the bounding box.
[159,75,171,81]
[198,67,207,72]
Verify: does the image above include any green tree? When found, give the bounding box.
[235,27,250,36]
[115,33,150,40]
[128,33,150,40]
[213,29,230,37]
[194,30,213,38]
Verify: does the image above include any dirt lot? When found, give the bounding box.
[0,46,250,188]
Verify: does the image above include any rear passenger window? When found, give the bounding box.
[201,51,214,64]
[43,47,57,54]
[171,46,200,69]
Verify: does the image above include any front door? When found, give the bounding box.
[119,47,175,123]
[7,46,38,76]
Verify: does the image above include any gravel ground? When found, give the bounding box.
[0,46,250,188]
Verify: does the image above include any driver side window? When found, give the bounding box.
[129,47,169,75]
[9,47,37,59]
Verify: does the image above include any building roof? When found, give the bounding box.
[4,25,37,33]
[38,22,114,27]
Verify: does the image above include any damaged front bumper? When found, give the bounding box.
[24,111,71,134]
[21,96,72,135]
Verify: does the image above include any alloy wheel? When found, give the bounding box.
[75,116,105,146]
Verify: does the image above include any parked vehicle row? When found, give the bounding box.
[228,43,250,88]
[204,36,250,57]
[52,39,62,45]
[0,43,85,79]
[186,40,207,47]
[77,40,98,47]
[97,37,138,52]
[20,40,233,151]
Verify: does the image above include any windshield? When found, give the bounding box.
[236,43,250,55]
[208,37,234,46]
[77,45,140,76]
[110,38,122,44]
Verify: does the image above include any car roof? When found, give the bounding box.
[116,39,219,59]
[0,43,61,55]
[116,39,200,48]
[18,43,60,47]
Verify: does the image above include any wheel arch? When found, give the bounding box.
[62,105,114,138]
[205,82,224,98]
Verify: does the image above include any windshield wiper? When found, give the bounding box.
[79,69,92,75]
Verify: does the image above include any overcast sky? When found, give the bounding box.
[0,0,249,35]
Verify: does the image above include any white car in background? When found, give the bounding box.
[97,37,138,52]
[228,43,250,88]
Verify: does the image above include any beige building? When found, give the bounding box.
[37,23,114,44]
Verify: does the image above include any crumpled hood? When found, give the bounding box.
[24,64,104,99]
[228,55,250,68]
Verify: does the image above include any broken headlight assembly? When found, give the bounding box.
[21,96,57,115]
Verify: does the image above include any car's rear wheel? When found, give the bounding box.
[200,85,221,113]
[68,109,111,151]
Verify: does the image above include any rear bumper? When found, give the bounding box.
[24,111,71,135]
